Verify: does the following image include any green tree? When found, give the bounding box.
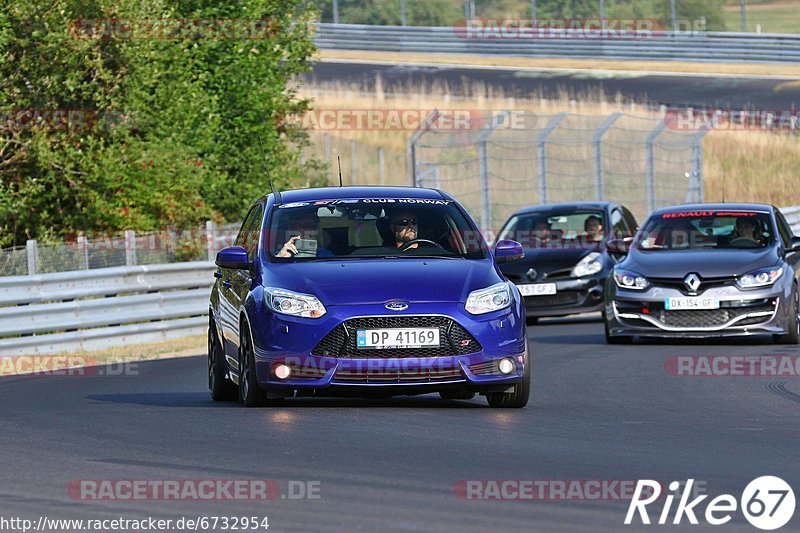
[0,0,322,248]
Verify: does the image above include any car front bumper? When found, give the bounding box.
[518,275,605,318]
[249,301,528,396]
[605,281,790,338]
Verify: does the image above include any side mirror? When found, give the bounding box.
[606,236,633,254]
[788,236,800,252]
[215,246,251,270]
[494,240,524,263]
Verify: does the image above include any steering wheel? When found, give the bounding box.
[729,237,759,248]
[399,239,445,251]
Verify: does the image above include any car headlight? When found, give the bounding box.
[613,269,649,290]
[466,282,512,315]
[264,288,326,318]
[571,252,603,278]
[736,266,783,289]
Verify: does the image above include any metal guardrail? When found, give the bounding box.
[782,206,800,235]
[0,262,214,356]
[315,23,800,64]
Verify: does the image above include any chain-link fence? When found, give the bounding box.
[0,222,242,277]
[410,110,706,235]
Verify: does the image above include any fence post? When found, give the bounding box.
[536,113,568,204]
[645,121,667,213]
[205,220,216,261]
[687,128,707,203]
[77,234,89,270]
[475,111,512,240]
[125,230,137,266]
[26,239,38,275]
[350,139,357,185]
[593,112,621,201]
[407,109,440,186]
[378,146,385,186]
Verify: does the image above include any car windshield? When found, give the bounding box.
[497,210,606,248]
[266,198,488,261]
[637,210,774,251]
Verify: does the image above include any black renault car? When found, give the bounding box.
[496,202,638,324]
[605,203,800,343]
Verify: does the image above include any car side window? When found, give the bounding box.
[611,209,629,238]
[243,205,264,262]
[775,210,794,246]
[621,207,638,234]
[235,204,260,248]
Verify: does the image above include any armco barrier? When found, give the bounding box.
[0,262,215,356]
[315,23,800,64]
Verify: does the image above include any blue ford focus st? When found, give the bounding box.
[208,187,530,408]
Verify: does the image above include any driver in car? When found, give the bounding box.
[389,209,420,250]
[732,217,762,245]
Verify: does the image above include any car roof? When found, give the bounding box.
[511,201,617,216]
[650,203,774,216]
[272,186,446,204]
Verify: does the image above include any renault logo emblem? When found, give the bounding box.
[385,301,409,311]
[684,273,701,292]
[526,268,538,282]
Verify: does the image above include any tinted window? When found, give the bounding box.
[775,210,794,246]
[235,204,260,248]
[243,205,264,261]
[621,206,638,233]
[637,210,774,250]
[498,210,606,247]
[267,198,487,261]
[611,209,629,238]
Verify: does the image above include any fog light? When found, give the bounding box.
[274,364,291,380]
[498,358,515,375]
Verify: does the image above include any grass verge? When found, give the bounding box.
[0,335,206,377]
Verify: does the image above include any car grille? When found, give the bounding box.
[617,300,776,329]
[311,316,482,358]
[656,305,774,328]
[468,360,501,376]
[649,276,737,294]
[524,292,579,308]
[333,364,464,382]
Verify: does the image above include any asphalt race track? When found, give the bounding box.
[2,316,798,531]
[309,60,800,109]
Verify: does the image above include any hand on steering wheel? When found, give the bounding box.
[399,239,445,252]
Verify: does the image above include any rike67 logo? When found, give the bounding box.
[626,477,795,530]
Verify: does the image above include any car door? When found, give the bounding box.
[221,203,263,362]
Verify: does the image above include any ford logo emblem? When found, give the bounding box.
[385,301,409,311]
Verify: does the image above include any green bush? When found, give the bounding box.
[0,0,323,248]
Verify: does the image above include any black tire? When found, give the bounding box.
[775,285,800,345]
[486,349,531,408]
[525,316,539,326]
[208,322,237,401]
[238,321,267,407]
[439,391,476,400]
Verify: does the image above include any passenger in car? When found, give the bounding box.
[276,209,334,257]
